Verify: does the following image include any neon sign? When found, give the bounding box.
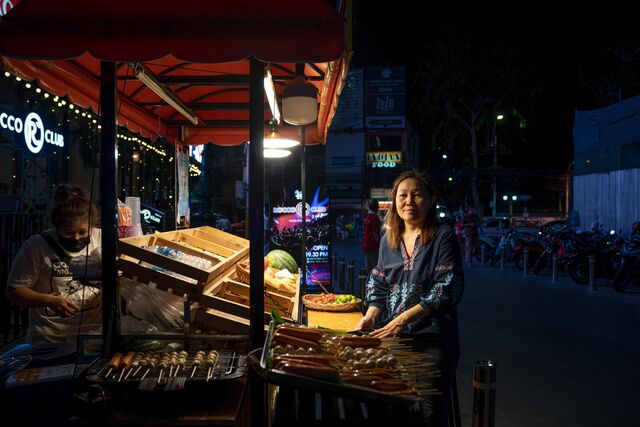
[0,110,64,154]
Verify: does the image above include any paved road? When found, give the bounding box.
[333,239,640,426]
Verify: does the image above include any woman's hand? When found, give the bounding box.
[354,315,376,332]
[370,315,408,339]
[47,295,80,317]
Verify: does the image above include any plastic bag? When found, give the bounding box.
[119,277,184,332]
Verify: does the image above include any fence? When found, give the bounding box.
[1,212,48,344]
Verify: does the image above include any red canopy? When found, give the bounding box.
[0,0,350,145]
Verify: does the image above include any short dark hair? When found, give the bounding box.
[367,198,379,212]
[50,184,98,229]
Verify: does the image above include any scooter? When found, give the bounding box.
[613,237,640,292]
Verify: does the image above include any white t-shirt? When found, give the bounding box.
[7,228,102,344]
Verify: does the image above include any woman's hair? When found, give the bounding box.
[50,184,97,229]
[385,170,439,250]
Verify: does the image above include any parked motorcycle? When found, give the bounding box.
[613,237,640,292]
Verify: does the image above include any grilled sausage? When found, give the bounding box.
[272,331,321,352]
[277,362,339,381]
[276,324,323,342]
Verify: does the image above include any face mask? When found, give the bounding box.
[58,235,90,253]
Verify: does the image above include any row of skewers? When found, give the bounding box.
[101,350,224,383]
[269,324,441,397]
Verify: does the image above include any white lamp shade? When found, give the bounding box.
[283,81,317,125]
[264,148,292,158]
[264,131,299,148]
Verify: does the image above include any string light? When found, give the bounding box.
[44,93,50,98]
[25,83,31,89]
[4,72,9,77]
[15,77,21,81]
[36,88,41,93]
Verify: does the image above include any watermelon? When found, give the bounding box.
[266,249,298,274]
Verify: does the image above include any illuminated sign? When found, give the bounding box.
[0,0,19,17]
[189,144,204,163]
[370,188,391,199]
[0,110,64,154]
[366,151,402,168]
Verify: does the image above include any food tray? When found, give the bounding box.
[302,294,361,312]
[251,322,420,406]
[87,350,247,384]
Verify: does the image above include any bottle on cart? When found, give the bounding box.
[147,245,213,270]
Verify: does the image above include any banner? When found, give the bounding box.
[269,186,331,292]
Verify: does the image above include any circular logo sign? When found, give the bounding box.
[295,202,311,218]
[24,112,44,154]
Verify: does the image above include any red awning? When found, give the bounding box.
[0,0,350,146]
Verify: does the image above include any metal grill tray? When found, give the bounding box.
[87,350,247,384]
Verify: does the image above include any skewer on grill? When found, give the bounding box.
[141,358,157,381]
[132,358,147,378]
[191,358,202,378]
[206,352,218,381]
[174,358,186,377]
[105,352,123,378]
[158,360,168,383]
[118,352,135,382]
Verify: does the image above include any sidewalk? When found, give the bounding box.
[334,238,640,426]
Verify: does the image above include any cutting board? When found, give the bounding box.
[306,309,363,332]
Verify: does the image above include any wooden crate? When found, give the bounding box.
[117,228,248,299]
[195,257,300,334]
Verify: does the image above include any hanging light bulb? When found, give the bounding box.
[263,119,299,149]
[264,148,292,158]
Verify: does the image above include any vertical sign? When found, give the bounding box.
[176,146,190,228]
[270,186,331,292]
[364,66,406,129]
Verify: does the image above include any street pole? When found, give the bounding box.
[492,133,497,217]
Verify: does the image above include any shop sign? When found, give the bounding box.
[0,109,64,154]
[366,151,402,168]
[370,188,391,199]
[0,0,20,17]
[365,66,405,129]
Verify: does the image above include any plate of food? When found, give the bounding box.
[302,293,361,312]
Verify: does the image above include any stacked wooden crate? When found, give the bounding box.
[117,226,298,334]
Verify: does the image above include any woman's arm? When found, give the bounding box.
[6,287,79,317]
[419,227,464,317]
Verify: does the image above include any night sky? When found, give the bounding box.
[352,5,640,173]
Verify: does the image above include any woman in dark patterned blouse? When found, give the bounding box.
[356,170,464,426]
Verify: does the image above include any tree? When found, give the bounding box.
[414,20,529,216]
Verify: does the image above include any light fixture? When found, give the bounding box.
[282,71,317,125]
[132,152,140,162]
[497,114,504,120]
[442,154,448,159]
[263,68,281,124]
[502,195,508,201]
[132,64,198,125]
[264,119,299,149]
[512,195,517,201]
[264,148,292,158]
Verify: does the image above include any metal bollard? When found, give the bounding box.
[589,255,597,290]
[358,268,367,299]
[347,259,355,295]
[473,360,497,427]
[499,249,505,271]
[332,252,337,280]
[523,247,529,276]
[552,254,558,283]
[481,243,486,265]
[338,257,345,291]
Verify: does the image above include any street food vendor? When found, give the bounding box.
[356,170,464,426]
[6,184,102,345]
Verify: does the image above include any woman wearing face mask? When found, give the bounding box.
[6,184,102,344]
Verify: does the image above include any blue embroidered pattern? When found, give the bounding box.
[424,272,454,310]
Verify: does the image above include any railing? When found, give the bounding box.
[0,212,48,345]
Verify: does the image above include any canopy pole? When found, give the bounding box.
[299,125,307,324]
[249,56,266,427]
[100,61,119,356]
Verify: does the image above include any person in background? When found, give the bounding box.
[362,198,382,271]
[454,215,463,247]
[462,207,480,267]
[356,170,464,426]
[6,184,102,345]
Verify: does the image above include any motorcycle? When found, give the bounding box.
[613,237,640,292]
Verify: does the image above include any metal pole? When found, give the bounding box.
[523,247,529,276]
[338,257,345,291]
[499,248,505,271]
[100,61,119,356]
[589,255,597,290]
[551,254,558,283]
[358,267,367,299]
[347,259,354,295]
[472,360,497,427]
[492,132,497,217]
[481,243,486,265]
[332,252,337,287]
[300,124,307,321]
[249,56,266,427]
